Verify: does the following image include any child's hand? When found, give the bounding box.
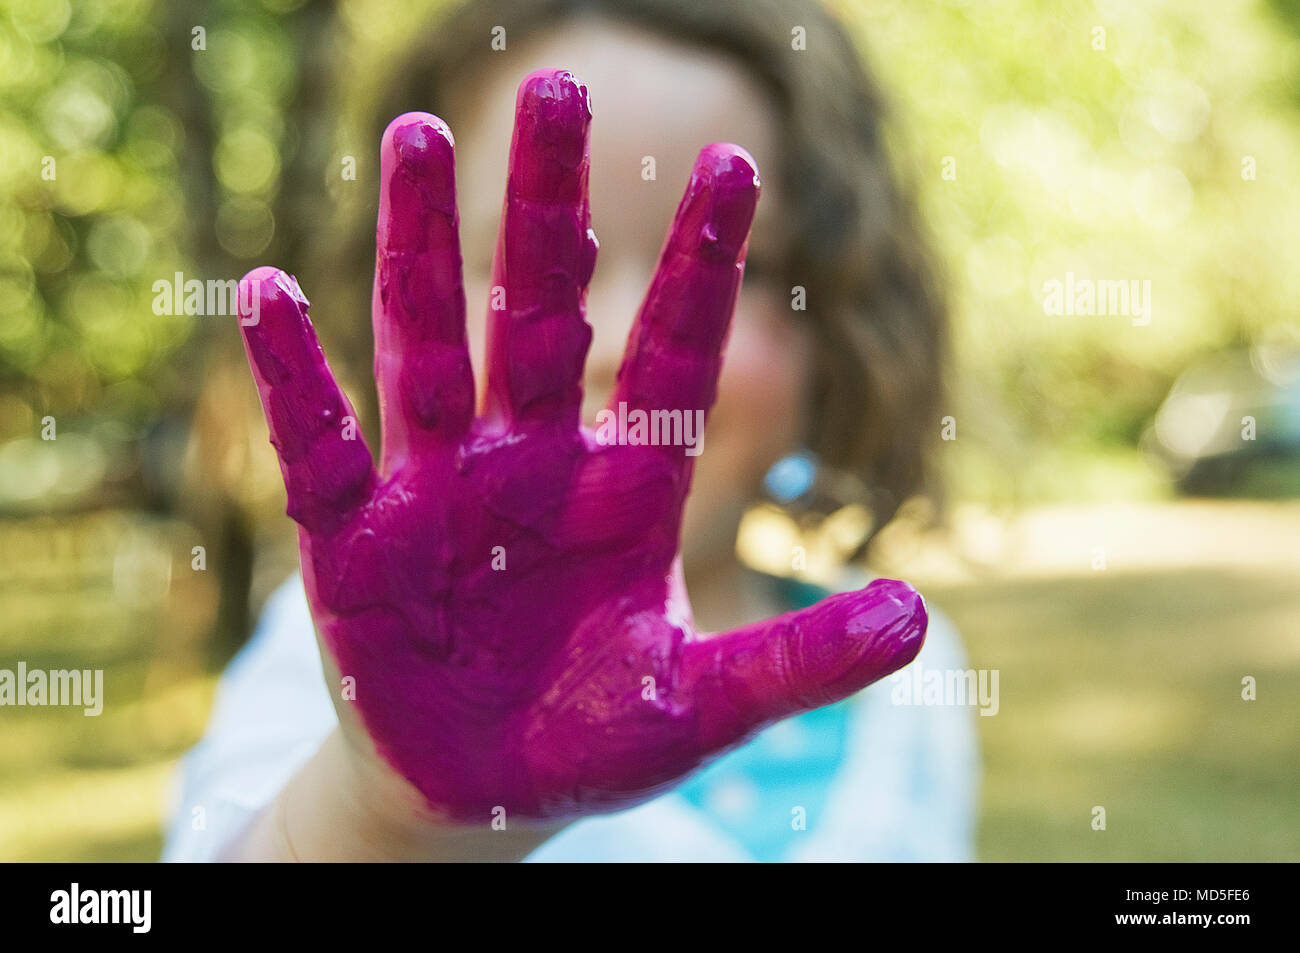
[236,69,927,827]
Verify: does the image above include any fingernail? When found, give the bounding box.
[678,144,760,261]
[845,578,929,673]
[512,69,591,201]
[386,112,455,179]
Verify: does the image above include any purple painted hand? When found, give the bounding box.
[236,69,927,823]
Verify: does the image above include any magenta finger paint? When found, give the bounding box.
[236,68,928,822]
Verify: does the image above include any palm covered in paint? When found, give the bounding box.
[237,70,928,822]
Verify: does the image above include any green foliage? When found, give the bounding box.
[0,0,301,443]
[838,0,1300,500]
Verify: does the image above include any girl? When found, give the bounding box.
[165,0,976,862]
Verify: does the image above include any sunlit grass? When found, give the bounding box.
[0,512,219,862]
[910,510,1300,860]
[1,763,176,862]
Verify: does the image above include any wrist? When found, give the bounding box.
[228,728,567,862]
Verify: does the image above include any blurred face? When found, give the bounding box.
[448,18,812,570]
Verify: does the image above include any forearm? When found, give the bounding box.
[218,728,566,862]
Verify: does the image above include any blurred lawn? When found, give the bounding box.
[0,510,219,861]
[933,568,1299,861]
[2,499,1296,862]
[889,500,1300,862]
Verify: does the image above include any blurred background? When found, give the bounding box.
[1,0,1297,860]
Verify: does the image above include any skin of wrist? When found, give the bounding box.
[277,728,569,862]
